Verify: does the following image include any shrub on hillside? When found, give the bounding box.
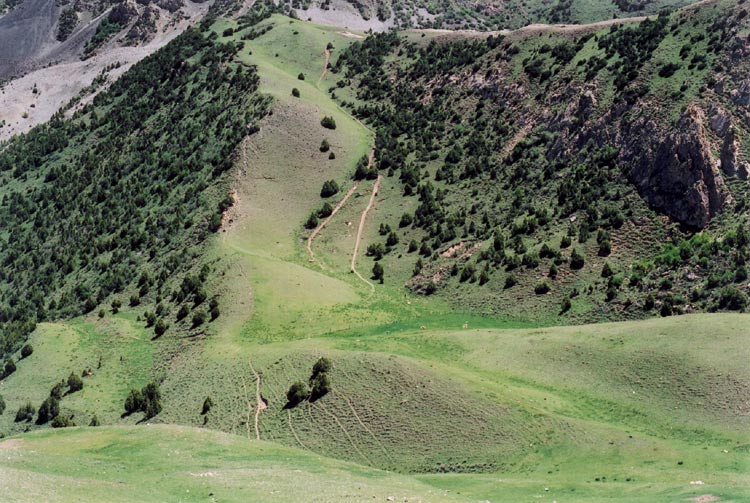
[718,285,748,311]
[192,311,206,328]
[570,248,585,270]
[15,402,35,422]
[535,281,551,295]
[309,372,331,401]
[68,372,83,393]
[20,344,33,359]
[37,396,60,424]
[202,396,213,415]
[372,262,384,283]
[319,202,334,218]
[51,415,74,428]
[0,394,5,415]
[320,179,339,197]
[286,381,309,407]
[154,318,168,337]
[320,116,337,130]
[3,358,16,378]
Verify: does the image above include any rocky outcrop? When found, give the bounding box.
[109,1,139,25]
[629,106,730,229]
[721,127,750,179]
[156,0,184,13]
[126,4,160,43]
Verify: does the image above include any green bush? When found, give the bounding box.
[37,396,60,424]
[320,116,337,130]
[318,202,334,218]
[15,402,35,422]
[320,179,339,197]
[560,296,572,314]
[68,372,84,393]
[202,396,214,415]
[286,381,309,407]
[20,344,33,359]
[124,389,144,415]
[3,358,16,378]
[0,394,5,415]
[291,87,300,97]
[570,248,585,270]
[305,212,319,230]
[310,372,331,401]
[372,262,384,283]
[534,281,551,295]
[154,318,168,337]
[719,285,748,311]
[192,311,206,328]
[320,139,331,152]
[51,415,74,428]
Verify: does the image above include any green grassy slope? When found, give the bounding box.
[0,425,468,503]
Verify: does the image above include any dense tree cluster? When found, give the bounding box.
[330,12,750,317]
[0,28,270,357]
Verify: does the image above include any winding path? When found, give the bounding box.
[350,168,381,289]
[249,361,265,441]
[306,183,359,262]
[318,47,331,84]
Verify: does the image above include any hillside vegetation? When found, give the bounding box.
[0,2,747,503]
[0,27,269,356]
[324,0,750,322]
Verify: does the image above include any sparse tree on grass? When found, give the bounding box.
[68,371,83,393]
[20,344,33,359]
[37,396,60,424]
[305,212,319,229]
[3,358,16,378]
[372,262,384,283]
[154,318,168,337]
[570,248,585,270]
[320,179,339,197]
[124,389,144,415]
[286,381,309,407]
[202,396,214,415]
[310,372,331,401]
[15,402,35,422]
[192,311,206,328]
[320,116,336,130]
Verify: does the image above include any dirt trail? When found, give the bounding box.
[350,149,380,288]
[500,122,534,160]
[313,400,372,466]
[249,361,265,441]
[307,183,359,262]
[335,390,391,460]
[287,409,309,450]
[238,370,254,439]
[318,47,331,84]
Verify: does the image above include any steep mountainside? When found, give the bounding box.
[326,0,750,322]
[0,4,748,503]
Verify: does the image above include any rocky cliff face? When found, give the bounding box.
[646,106,730,228]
